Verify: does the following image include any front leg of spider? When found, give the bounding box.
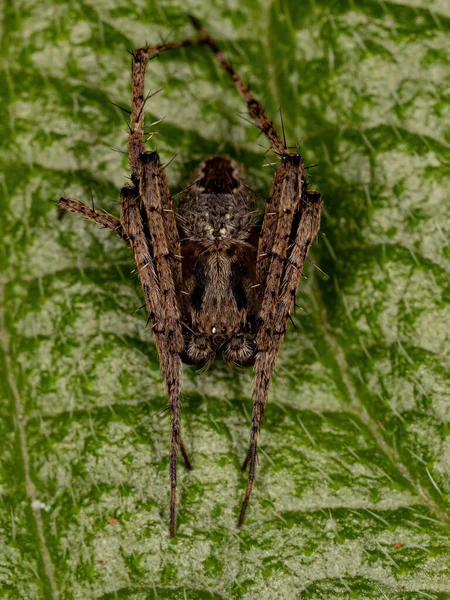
[125,46,189,537]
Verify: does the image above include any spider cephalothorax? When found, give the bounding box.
[177,154,260,367]
[59,18,322,537]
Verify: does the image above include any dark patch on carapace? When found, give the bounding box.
[231,262,247,310]
[191,261,207,310]
[198,156,240,194]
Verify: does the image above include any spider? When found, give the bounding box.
[58,17,322,536]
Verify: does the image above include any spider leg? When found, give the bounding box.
[120,181,190,538]
[138,153,183,350]
[58,197,127,240]
[138,153,189,537]
[238,352,276,527]
[127,46,194,536]
[130,18,284,154]
[238,156,322,528]
[189,17,285,155]
[128,39,208,181]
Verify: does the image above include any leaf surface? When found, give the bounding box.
[1,1,450,598]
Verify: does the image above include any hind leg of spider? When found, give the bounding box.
[238,351,276,528]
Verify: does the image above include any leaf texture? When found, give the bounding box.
[1,0,450,598]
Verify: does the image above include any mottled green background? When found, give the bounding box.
[1,0,450,598]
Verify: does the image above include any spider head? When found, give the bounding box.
[186,204,257,246]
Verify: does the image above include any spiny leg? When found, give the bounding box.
[238,156,304,525]
[238,159,322,528]
[138,151,183,343]
[166,354,183,537]
[56,33,201,537]
[137,153,188,537]
[240,187,320,475]
[238,351,276,527]
[120,185,191,540]
[57,37,205,229]
[58,36,208,227]
[274,189,322,332]
[128,38,209,181]
[129,18,285,155]
[189,17,285,155]
[129,42,194,535]
[256,155,304,293]
[58,197,127,240]
[257,155,307,334]
[158,165,183,291]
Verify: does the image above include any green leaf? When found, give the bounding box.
[1,1,450,598]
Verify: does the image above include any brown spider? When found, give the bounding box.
[58,17,322,536]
